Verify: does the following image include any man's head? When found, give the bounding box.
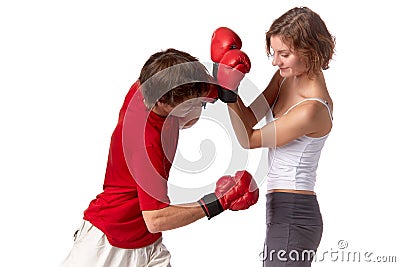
[139,48,213,110]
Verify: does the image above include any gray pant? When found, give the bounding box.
[262,192,323,267]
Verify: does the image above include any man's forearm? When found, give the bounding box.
[142,203,205,233]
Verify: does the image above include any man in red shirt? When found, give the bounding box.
[61,48,258,267]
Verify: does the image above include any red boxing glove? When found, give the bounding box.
[229,171,259,210]
[218,49,251,96]
[198,170,259,219]
[215,170,252,209]
[211,27,242,63]
[210,27,251,103]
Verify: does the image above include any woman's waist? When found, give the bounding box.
[265,190,322,225]
[268,189,315,195]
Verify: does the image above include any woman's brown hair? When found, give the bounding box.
[266,7,336,76]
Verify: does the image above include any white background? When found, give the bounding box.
[1,0,399,266]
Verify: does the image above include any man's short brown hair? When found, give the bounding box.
[139,48,211,109]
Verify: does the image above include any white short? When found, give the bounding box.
[60,220,171,267]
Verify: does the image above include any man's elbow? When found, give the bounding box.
[142,212,163,233]
[145,217,164,233]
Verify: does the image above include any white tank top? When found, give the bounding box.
[267,79,333,191]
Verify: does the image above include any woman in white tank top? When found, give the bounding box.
[226,7,336,266]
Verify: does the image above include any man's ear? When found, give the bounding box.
[156,100,168,109]
[155,97,168,107]
[154,100,173,116]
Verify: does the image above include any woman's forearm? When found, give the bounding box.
[227,101,260,149]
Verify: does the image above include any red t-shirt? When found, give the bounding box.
[83,81,179,249]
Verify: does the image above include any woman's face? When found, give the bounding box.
[269,35,307,78]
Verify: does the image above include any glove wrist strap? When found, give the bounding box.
[217,86,238,103]
[212,62,238,103]
[198,193,224,220]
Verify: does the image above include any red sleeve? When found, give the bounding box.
[132,142,171,211]
[122,84,178,211]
